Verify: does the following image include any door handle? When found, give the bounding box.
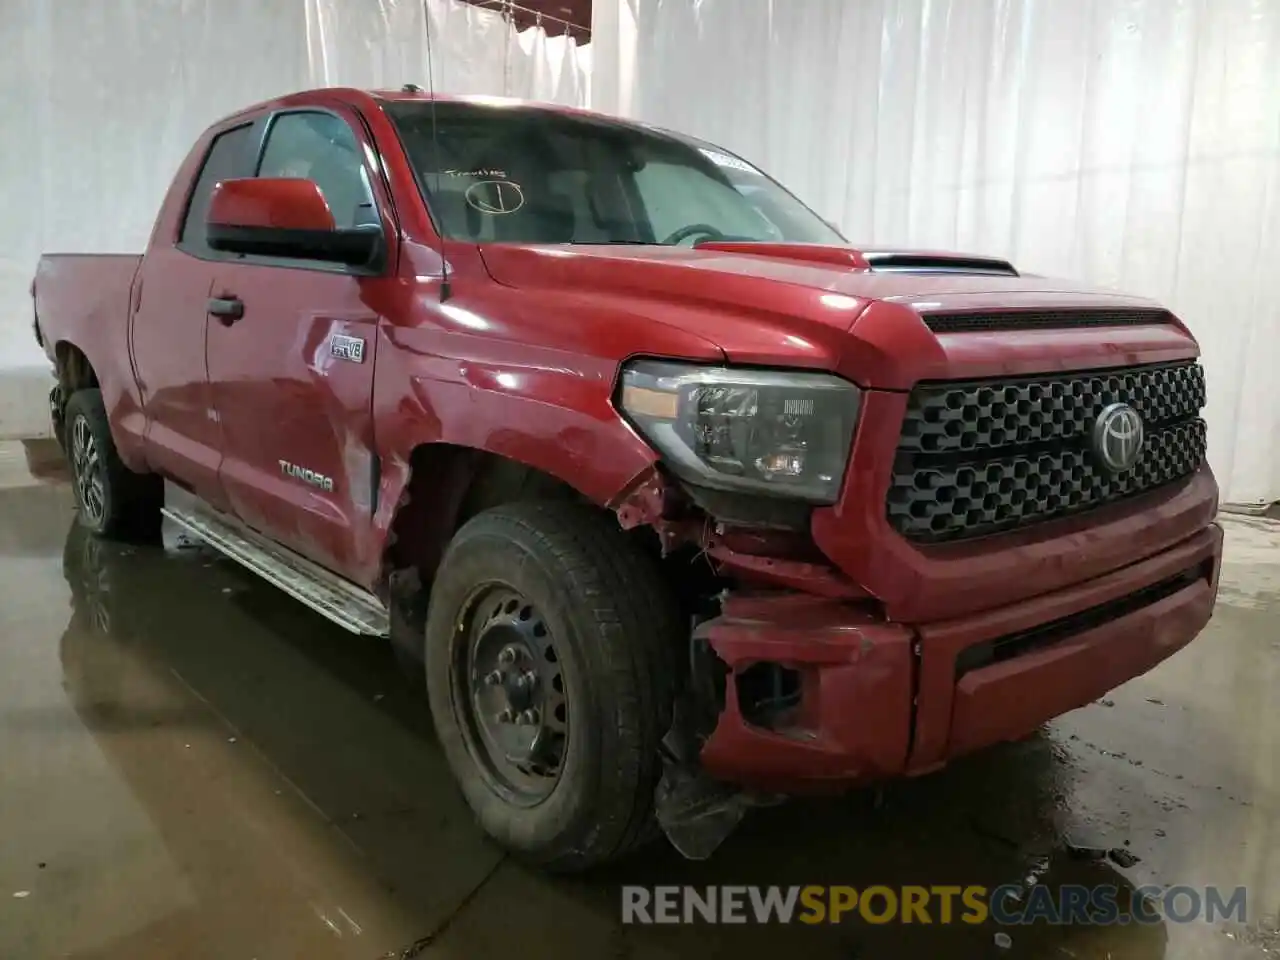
[208,296,244,325]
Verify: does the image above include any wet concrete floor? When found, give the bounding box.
[0,439,1276,959]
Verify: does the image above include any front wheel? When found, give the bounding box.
[424,501,682,872]
[64,389,161,540]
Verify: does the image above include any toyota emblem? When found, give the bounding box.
[1092,402,1144,473]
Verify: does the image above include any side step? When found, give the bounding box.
[162,499,390,637]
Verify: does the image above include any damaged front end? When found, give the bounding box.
[609,359,901,858]
[612,466,910,860]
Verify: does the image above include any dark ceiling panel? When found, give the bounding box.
[458,0,592,43]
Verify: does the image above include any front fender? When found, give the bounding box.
[369,323,676,566]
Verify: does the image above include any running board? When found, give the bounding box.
[161,499,390,637]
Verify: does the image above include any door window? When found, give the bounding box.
[257,112,378,230]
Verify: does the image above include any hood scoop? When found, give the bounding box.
[860,250,1018,276]
[693,241,1018,276]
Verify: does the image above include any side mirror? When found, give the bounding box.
[206,178,382,268]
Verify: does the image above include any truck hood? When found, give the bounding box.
[477,242,1194,389]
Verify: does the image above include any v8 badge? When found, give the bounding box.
[330,334,366,364]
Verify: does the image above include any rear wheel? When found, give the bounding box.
[64,389,161,541]
[424,501,681,872]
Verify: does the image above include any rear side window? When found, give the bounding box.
[257,112,377,230]
[179,124,254,253]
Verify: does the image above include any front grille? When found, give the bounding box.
[887,360,1207,542]
[954,560,1211,676]
[923,308,1174,334]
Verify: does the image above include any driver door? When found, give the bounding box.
[205,106,392,583]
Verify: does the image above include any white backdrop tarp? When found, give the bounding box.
[593,0,1280,509]
[0,0,590,437]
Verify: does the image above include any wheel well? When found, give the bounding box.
[55,343,98,393]
[383,445,582,587]
[381,445,725,672]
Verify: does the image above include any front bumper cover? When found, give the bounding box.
[694,523,1222,792]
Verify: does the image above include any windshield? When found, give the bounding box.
[383,101,844,247]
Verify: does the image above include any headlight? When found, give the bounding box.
[619,360,861,503]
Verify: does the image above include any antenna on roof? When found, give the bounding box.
[402,82,425,93]
[422,5,451,302]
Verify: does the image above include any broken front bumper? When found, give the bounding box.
[695,523,1222,792]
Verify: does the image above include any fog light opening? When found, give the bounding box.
[736,661,802,731]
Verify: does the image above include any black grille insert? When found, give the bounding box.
[955,561,1210,677]
[923,309,1174,334]
[887,360,1207,542]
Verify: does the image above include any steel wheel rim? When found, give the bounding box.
[452,585,568,805]
[71,416,105,525]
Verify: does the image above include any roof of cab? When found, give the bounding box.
[216,86,630,129]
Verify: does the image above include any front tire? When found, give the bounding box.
[424,501,681,872]
[64,389,161,540]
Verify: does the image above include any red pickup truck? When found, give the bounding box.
[33,87,1221,870]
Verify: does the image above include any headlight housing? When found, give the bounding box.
[619,360,861,504]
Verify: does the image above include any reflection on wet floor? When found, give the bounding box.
[0,440,1276,959]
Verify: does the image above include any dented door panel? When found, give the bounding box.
[206,263,381,581]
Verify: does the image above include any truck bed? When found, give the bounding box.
[34,254,142,366]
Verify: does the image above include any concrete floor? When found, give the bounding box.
[0,440,1276,960]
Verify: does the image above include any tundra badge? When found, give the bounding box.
[279,460,335,492]
[330,334,365,363]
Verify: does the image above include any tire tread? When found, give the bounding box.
[427,500,681,871]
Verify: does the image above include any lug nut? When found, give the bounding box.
[484,670,503,686]
[498,647,517,665]
[519,709,540,726]
[497,708,514,724]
